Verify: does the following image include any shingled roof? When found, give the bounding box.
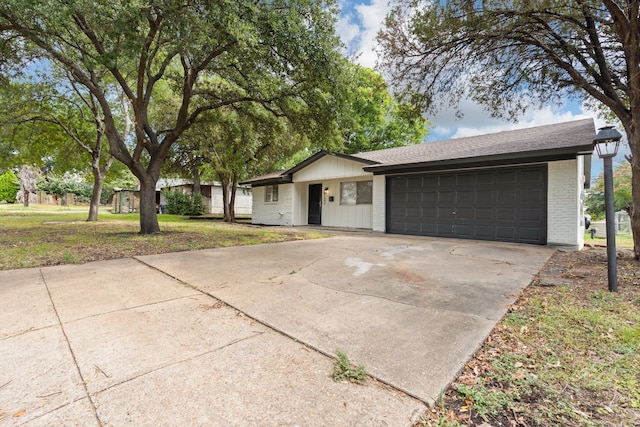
[355,118,595,172]
[243,119,595,185]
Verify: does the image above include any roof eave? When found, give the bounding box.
[363,145,594,174]
[239,175,293,187]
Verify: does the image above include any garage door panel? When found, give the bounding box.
[457,190,474,204]
[476,172,495,185]
[497,170,517,184]
[475,225,495,239]
[440,175,456,186]
[438,191,455,203]
[456,207,474,220]
[387,166,547,244]
[456,174,475,185]
[438,207,455,219]
[476,207,493,220]
[520,208,542,221]
[497,189,517,204]
[407,191,422,202]
[496,227,516,240]
[476,189,493,203]
[422,191,437,202]
[521,169,545,183]
[437,223,454,236]
[496,208,517,221]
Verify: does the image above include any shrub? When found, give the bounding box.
[0,170,20,203]
[164,189,204,216]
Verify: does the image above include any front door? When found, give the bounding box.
[308,184,322,225]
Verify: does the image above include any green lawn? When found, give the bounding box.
[585,231,634,249]
[0,204,327,270]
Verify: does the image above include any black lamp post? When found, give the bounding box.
[593,126,622,292]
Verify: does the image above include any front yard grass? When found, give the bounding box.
[0,204,327,270]
[419,249,640,427]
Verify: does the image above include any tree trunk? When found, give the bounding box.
[87,156,114,222]
[228,179,237,223]
[626,123,640,260]
[220,175,231,222]
[138,177,160,234]
[192,162,201,196]
[87,175,104,221]
[22,189,29,207]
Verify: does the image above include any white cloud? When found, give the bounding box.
[427,99,608,141]
[338,0,391,68]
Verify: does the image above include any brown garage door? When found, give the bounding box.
[387,166,547,244]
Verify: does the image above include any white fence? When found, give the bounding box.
[591,211,631,238]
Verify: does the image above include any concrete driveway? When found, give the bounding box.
[0,234,552,426]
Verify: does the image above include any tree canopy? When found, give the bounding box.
[378,0,640,258]
[340,65,428,154]
[0,0,348,233]
[586,161,633,219]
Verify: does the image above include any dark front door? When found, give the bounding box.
[308,184,322,225]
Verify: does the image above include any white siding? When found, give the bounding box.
[293,156,370,182]
[372,175,386,232]
[320,178,373,228]
[288,156,374,229]
[547,158,584,249]
[209,185,253,215]
[250,184,294,226]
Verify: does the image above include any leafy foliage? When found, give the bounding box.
[36,173,92,203]
[163,189,204,216]
[339,65,428,154]
[586,161,633,220]
[0,0,349,233]
[0,170,19,203]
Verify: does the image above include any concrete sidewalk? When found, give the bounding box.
[0,235,553,426]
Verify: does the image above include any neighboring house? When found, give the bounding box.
[242,119,596,249]
[156,179,252,215]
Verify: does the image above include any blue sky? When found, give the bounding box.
[336,0,630,180]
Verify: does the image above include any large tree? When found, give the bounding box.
[379,0,640,258]
[0,0,346,233]
[340,64,428,154]
[1,72,123,221]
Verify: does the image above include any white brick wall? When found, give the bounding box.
[251,184,294,226]
[372,175,386,232]
[547,159,584,249]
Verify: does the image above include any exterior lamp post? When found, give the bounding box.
[593,126,622,292]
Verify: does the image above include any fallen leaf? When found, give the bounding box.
[512,370,527,379]
[13,409,26,418]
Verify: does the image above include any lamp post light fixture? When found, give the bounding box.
[593,126,622,292]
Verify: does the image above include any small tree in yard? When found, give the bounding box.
[586,161,633,220]
[0,170,19,203]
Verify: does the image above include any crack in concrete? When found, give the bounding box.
[93,331,265,394]
[60,294,202,325]
[304,276,424,310]
[39,268,103,427]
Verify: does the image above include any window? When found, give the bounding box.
[265,184,278,202]
[340,181,372,205]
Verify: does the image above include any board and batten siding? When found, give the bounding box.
[291,156,374,229]
[251,183,295,226]
[547,157,585,249]
[293,155,371,181]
